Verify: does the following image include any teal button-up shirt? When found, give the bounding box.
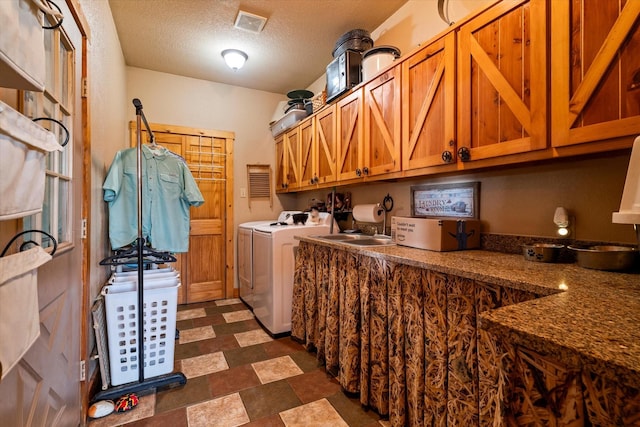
[103,145,204,252]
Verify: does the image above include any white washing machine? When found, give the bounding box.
[237,211,302,309]
[252,212,336,335]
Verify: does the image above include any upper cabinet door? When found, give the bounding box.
[285,125,301,191]
[315,104,337,184]
[298,117,316,189]
[457,0,547,162]
[363,64,402,177]
[402,32,456,170]
[551,1,640,149]
[275,134,287,192]
[337,89,364,181]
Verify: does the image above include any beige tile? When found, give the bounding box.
[180,352,228,379]
[234,329,273,347]
[178,326,215,344]
[222,310,254,323]
[215,298,242,306]
[176,308,207,321]
[252,355,303,384]
[187,393,250,427]
[279,398,349,427]
[88,393,155,426]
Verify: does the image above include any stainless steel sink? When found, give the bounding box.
[313,234,395,246]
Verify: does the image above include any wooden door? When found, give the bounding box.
[551,0,640,149]
[363,64,402,177]
[132,123,234,304]
[337,89,364,181]
[298,117,316,189]
[285,125,301,191]
[315,105,337,185]
[274,134,287,192]
[457,0,547,163]
[402,32,457,170]
[0,1,84,425]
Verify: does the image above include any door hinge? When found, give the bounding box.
[81,218,87,239]
[81,77,88,98]
[80,360,86,381]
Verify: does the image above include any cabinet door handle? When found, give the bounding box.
[457,147,471,162]
[356,168,362,177]
[442,150,453,163]
[363,166,369,175]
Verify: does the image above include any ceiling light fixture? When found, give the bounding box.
[222,49,248,70]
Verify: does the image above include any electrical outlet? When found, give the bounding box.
[240,188,247,198]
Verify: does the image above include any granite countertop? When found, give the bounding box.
[298,236,640,389]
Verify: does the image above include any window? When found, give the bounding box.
[22,18,74,250]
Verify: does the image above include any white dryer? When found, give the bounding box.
[252,212,336,335]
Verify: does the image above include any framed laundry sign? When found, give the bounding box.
[410,182,479,219]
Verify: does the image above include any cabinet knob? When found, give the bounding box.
[363,166,369,175]
[356,168,362,177]
[441,150,453,163]
[457,147,471,162]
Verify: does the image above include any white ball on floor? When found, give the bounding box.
[88,400,115,418]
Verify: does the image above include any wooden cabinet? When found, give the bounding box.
[274,133,287,192]
[457,0,548,163]
[336,88,365,181]
[315,105,338,184]
[284,124,301,191]
[363,64,402,176]
[551,1,640,150]
[402,32,457,170]
[298,116,316,190]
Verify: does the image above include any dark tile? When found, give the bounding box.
[178,300,219,311]
[327,391,382,427]
[125,407,188,427]
[204,303,247,315]
[197,334,239,354]
[173,341,202,361]
[208,364,261,398]
[223,345,269,368]
[239,380,301,421]
[287,369,342,404]
[213,319,261,336]
[176,319,193,331]
[289,350,323,373]
[191,313,226,327]
[242,413,286,426]
[262,337,305,358]
[154,375,211,414]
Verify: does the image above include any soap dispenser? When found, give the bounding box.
[613,135,640,247]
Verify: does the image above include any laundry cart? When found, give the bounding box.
[101,268,180,386]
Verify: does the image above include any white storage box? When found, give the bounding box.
[270,109,307,137]
[0,100,62,220]
[102,280,180,386]
[391,216,481,251]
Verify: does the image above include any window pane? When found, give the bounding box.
[44,27,55,91]
[59,40,69,105]
[42,97,57,171]
[42,176,54,249]
[23,91,39,119]
[60,113,71,176]
[58,179,69,243]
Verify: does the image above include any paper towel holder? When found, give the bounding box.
[612,135,640,247]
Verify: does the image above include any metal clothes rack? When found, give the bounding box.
[93,99,186,401]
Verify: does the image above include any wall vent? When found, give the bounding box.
[234,10,267,34]
[247,164,272,207]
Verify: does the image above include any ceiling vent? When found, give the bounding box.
[234,10,267,33]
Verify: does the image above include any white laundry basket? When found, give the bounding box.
[102,279,180,386]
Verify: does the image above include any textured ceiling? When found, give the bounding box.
[108,0,409,95]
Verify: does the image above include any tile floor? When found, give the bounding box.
[89,298,388,426]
